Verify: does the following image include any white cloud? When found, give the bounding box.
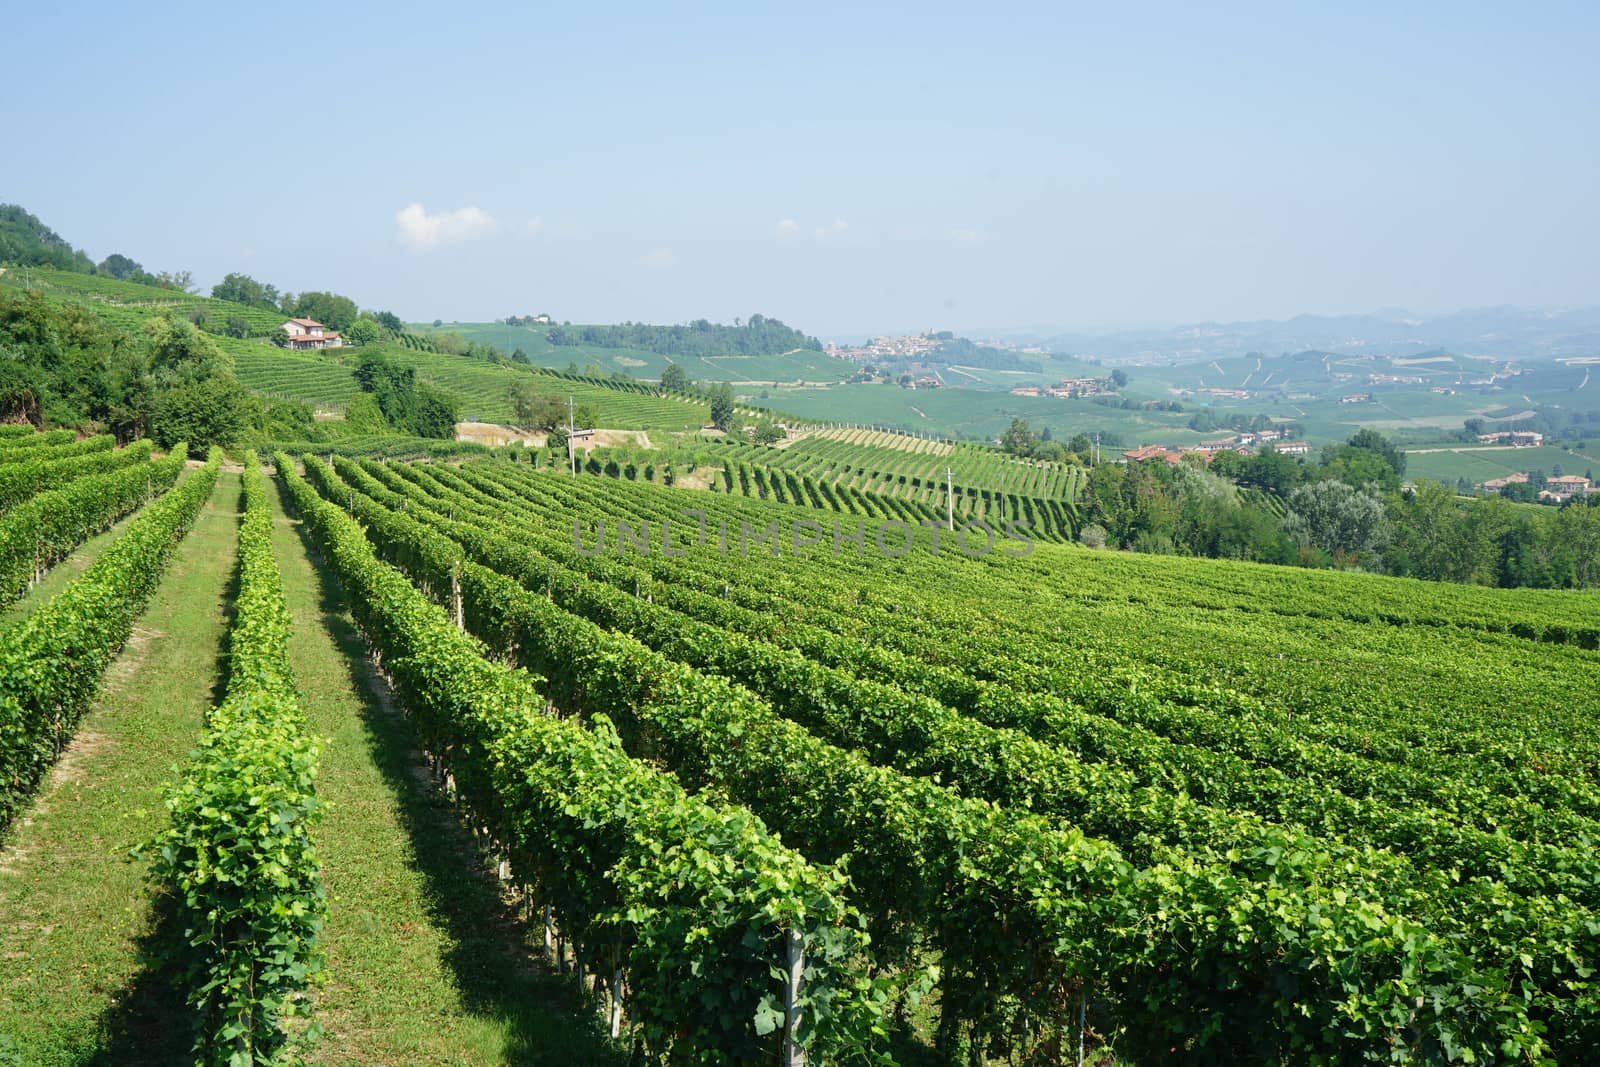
[775,218,801,238]
[638,246,677,268]
[815,218,849,239]
[395,202,498,251]
[521,217,545,239]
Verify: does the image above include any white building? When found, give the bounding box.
[281,318,343,350]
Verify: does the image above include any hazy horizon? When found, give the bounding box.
[9,1,1598,336]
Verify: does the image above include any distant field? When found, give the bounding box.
[1404,444,1595,485]
[752,381,1205,444]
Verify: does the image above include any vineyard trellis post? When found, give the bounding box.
[783,928,805,1067]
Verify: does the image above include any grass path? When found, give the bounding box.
[266,475,623,1065]
[0,470,242,1065]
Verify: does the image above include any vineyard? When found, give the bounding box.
[0,267,287,336]
[2,427,1598,1064]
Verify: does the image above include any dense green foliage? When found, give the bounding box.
[280,455,889,1063]
[1081,431,1600,585]
[0,446,215,831]
[304,454,1600,1063]
[0,289,257,446]
[0,204,94,273]
[352,352,460,438]
[547,313,821,358]
[0,439,181,605]
[146,454,324,1065]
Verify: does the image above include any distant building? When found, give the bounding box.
[281,318,342,350]
[1273,441,1311,456]
[912,376,942,389]
[534,313,552,324]
[567,427,598,453]
[1481,473,1530,492]
[1475,431,1544,446]
[1340,393,1372,404]
[1548,475,1592,490]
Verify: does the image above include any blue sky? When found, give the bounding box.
[7,1,1597,337]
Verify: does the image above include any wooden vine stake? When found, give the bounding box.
[609,944,624,1038]
[783,928,805,1067]
[450,563,465,630]
[1077,988,1086,1067]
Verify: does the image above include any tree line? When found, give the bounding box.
[1078,428,1600,588]
[544,313,821,358]
[1,204,192,291]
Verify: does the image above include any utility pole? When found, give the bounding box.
[1092,432,1101,466]
[568,396,576,476]
[945,466,954,531]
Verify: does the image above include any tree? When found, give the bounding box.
[1111,369,1129,388]
[374,310,404,333]
[144,314,230,378]
[1344,428,1407,478]
[752,421,785,445]
[153,270,196,293]
[290,291,359,332]
[1282,480,1389,563]
[345,317,381,346]
[1554,503,1600,587]
[149,377,256,450]
[709,384,736,431]
[660,362,691,393]
[224,314,250,339]
[1000,417,1039,457]
[411,382,460,438]
[507,382,566,431]
[211,272,281,309]
[98,253,143,280]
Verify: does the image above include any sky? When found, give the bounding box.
[6,1,1598,338]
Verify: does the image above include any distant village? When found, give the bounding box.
[1121,430,1305,466]
[1009,377,1118,399]
[825,331,1046,363]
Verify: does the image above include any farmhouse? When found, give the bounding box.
[1475,431,1544,446]
[1273,441,1311,456]
[1481,473,1530,492]
[280,318,342,350]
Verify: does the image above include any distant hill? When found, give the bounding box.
[413,319,856,385]
[0,204,95,274]
[1030,306,1600,363]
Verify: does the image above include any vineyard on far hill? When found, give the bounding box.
[232,341,714,431]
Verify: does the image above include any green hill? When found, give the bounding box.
[417,320,857,384]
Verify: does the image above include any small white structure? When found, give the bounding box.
[281,318,343,350]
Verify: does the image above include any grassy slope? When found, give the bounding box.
[267,475,623,1065]
[0,471,240,1065]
